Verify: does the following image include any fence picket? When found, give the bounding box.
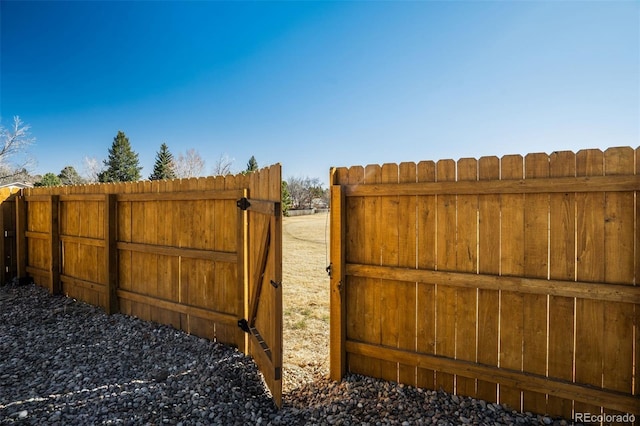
[575,149,606,417]
[476,156,500,403]
[455,158,478,399]
[602,148,635,419]
[435,159,456,394]
[498,154,525,411]
[398,162,418,386]
[416,160,437,391]
[547,150,576,419]
[522,153,549,414]
[362,164,383,379]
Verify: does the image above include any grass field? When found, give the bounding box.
[281,212,330,391]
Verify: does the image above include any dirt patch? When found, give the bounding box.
[281,212,330,392]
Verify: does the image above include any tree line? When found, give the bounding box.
[1,120,329,214]
[37,131,254,186]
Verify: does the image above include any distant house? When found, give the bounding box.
[0,182,33,190]
[311,197,328,209]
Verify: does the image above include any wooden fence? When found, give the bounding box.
[329,147,639,419]
[14,165,283,406]
[0,187,20,284]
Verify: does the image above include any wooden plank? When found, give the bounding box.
[117,289,237,325]
[435,159,456,394]
[397,162,417,386]
[379,163,401,383]
[344,174,640,197]
[61,274,106,294]
[117,189,243,202]
[358,164,383,379]
[58,194,105,202]
[152,179,182,330]
[636,147,640,400]
[116,241,236,263]
[329,169,347,380]
[416,160,436,391]
[547,150,577,419]
[24,195,52,202]
[60,235,105,247]
[237,186,248,352]
[104,194,118,314]
[575,148,605,417]
[345,264,640,303]
[0,198,7,284]
[476,156,500,403]
[244,198,281,217]
[455,158,478,398]
[602,148,634,414]
[345,165,367,375]
[50,196,60,295]
[522,153,549,414]
[15,194,27,279]
[211,176,232,344]
[499,154,525,411]
[25,231,49,240]
[268,164,283,408]
[345,340,640,414]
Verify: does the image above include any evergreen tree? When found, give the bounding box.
[36,172,62,187]
[281,181,292,216]
[99,131,142,183]
[149,143,176,180]
[245,155,258,173]
[58,166,84,185]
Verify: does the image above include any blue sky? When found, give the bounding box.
[1,1,638,185]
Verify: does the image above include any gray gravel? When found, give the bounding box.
[1,283,574,425]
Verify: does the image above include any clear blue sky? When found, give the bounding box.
[1,1,638,185]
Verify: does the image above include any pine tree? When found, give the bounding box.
[281,181,292,216]
[149,143,176,180]
[246,155,258,173]
[36,172,62,187]
[99,131,142,183]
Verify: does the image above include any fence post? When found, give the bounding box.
[104,194,118,314]
[49,195,61,294]
[236,188,249,353]
[15,193,26,279]
[0,197,7,285]
[329,172,346,381]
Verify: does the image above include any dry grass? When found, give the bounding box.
[282,212,330,391]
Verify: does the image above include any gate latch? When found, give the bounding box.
[236,198,251,210]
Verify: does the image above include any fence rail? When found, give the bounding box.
[330,147,639,419]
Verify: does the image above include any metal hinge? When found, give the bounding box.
[236,197,251,210]
[238,318,250,333]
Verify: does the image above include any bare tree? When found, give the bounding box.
[211,154,234,176]
[287,176,323,209]
[174,148,205,178]
[0,116,35,182]
[83,156,103,183]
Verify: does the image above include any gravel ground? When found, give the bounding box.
[1,283,575,425]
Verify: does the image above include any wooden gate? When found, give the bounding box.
[238,167,283,407]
